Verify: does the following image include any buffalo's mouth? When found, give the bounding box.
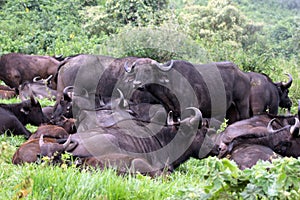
[280,100,292,110]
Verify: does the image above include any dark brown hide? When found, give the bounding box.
[0,53,60,88]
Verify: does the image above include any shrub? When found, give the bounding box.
[98,23,209,63]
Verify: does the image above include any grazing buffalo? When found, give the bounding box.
[0,53,61,89]
[0,85,16,99]
[0,96,48,138]
[247,72,293,115]
[19,75,57,100]
[122,59,250,124]
[39,108,219,175]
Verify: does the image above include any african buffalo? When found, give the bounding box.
[12,137,57,164]
[229,144,280,170]
[19,75,56,100]
[29,124,70,140]
[78,154,169,177]
[122,59,251,124]
[52,54,116,109]
[217,113,300,168]
[51,55,157,122]
[39,108,219,175]
[12,135,70,165]
[247,72,293,115]
[0,95,48,138]
[74,89,165,132]
[0,53,61,89]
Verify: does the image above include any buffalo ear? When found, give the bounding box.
[30,95,38,105]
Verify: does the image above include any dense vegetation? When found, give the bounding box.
[0,0,300,199]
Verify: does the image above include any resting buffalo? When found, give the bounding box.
[229,144,280,170]
[19,76,57,101]
[39,108,219,175]
[0,96,48,138]
[29,124,70,140]
[78,154,169,177]
[217,112,300,169]
[0,53,61,89]
[122,59,251,124]
[12,136,70,165]
[74,89,165,132]
[247,72,292,115]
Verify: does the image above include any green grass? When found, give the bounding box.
[2,132,300,199]
[1,86,300,199]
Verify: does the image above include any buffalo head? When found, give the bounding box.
[51,86,73,122]
[275,73,293,110]
[39,134,72,158]
[123,58,174,89]
[20,95,49,125]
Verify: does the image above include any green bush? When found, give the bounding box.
[0,0,100,55]
[98,23,209,63]
[81,0,170,36]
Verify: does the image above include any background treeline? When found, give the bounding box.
[1,0,299,108]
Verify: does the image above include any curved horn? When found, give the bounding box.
[181,107,202,127]
[282,73,293,88]
[151,60,174,72]
[267,118,276,133]
[167,111,174,126]
[63,86,74,102]
[116,88,129,108]
[267,118,291,133]
[45,74,53,83]
[124,61,135,73]
[290,118,300,137]
[33,76,42,83]
[39,134,45,147]
[63,135,72,149]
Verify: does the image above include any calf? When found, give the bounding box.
[29,124,69,140]
[12,137,57,164]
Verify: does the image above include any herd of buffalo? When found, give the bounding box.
[0,52,299,176]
